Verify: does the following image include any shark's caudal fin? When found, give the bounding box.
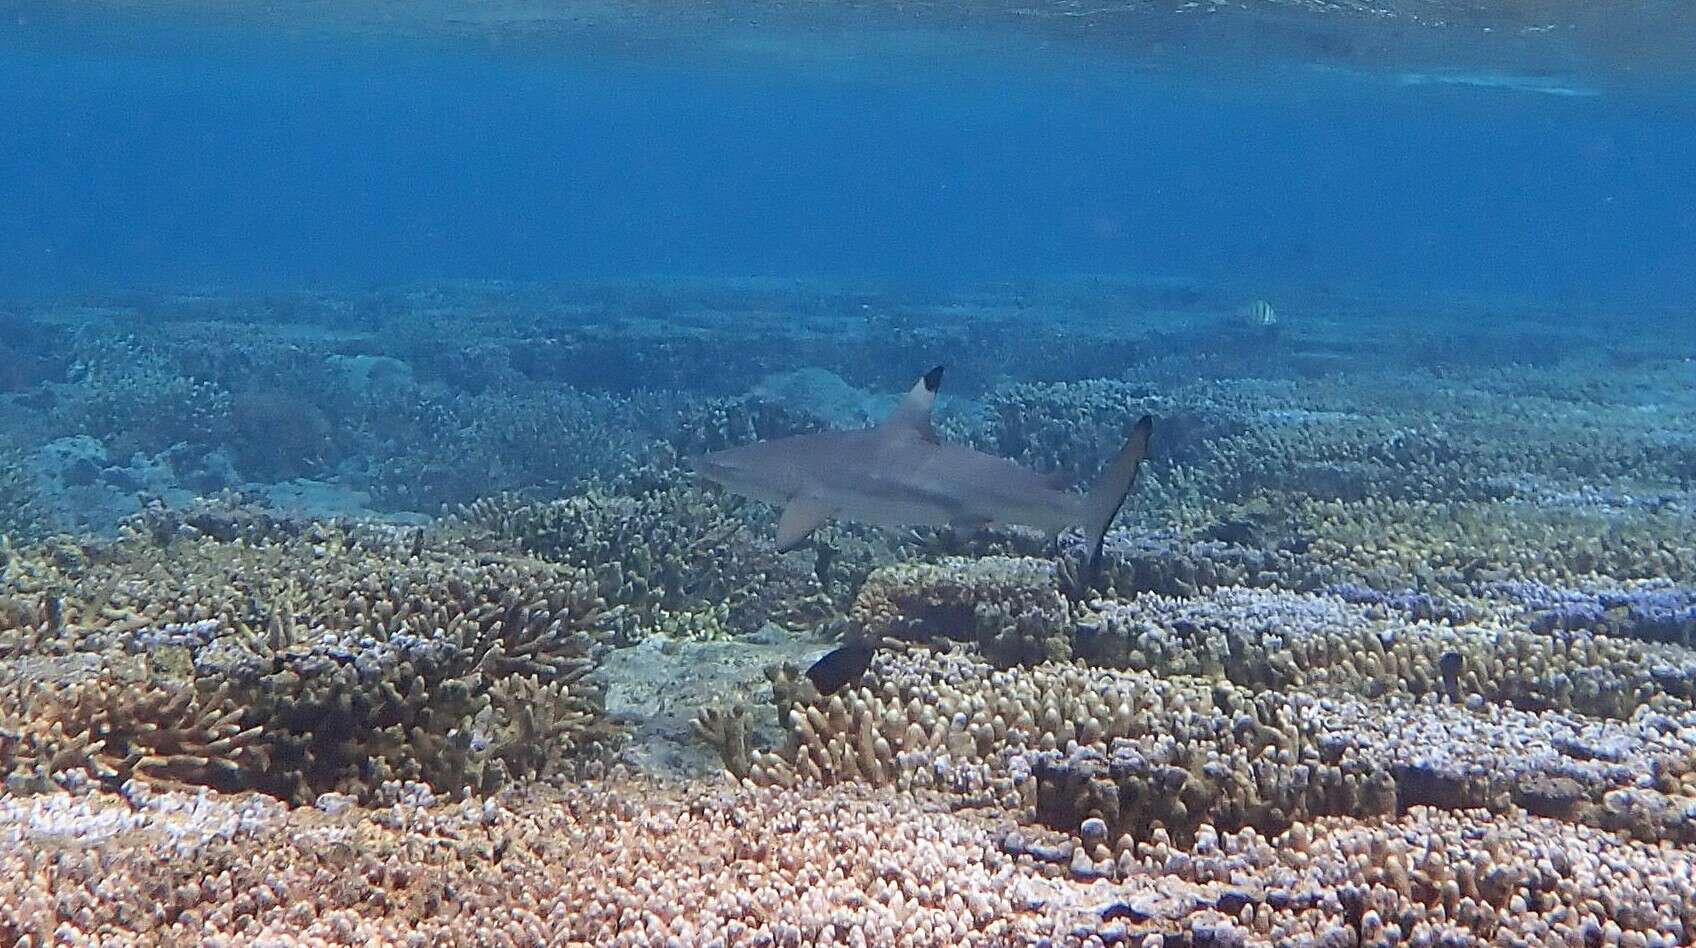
[1081,414,1154,576]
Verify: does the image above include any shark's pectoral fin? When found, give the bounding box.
[775,496,835,552]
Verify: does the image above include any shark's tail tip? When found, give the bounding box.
[1080,414,1155,580]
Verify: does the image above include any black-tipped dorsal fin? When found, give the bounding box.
[877,365,943,441]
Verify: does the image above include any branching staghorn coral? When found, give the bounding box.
[454,482,837,640]
[665,393,825,456]
[48,336,232,458]
[0,451,45,542]
[0,514,619,802]
[5,780,1693,945]
[1498,578,1696,647]
[1075,586,1696,718]
[700,576,1696,848]
[0,666,268,794]
[360,386,653,510]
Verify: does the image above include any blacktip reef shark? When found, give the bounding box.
[693,366,1154,693]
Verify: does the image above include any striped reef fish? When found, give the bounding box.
[1244,299,1277,328]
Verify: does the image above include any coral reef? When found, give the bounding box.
[47,337,232,460]
[4,782,1692,946]
[226,388,335,480]
[1502,578,1696,647]
[1025,804,1696,945]
[849,556,1074,665]
[1074,586,1695,717]
[665,392,826,456]
[2,280,1695,942]
[359,387,656,510]
[0,512,618,803]
[453,481,838,640]
[967,378,1224,485]
[0,665,268,795]
[0,450,43,540]
[713,642,1696,847]
[1293,496,1696,590]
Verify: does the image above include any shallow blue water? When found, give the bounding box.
[2,10,1693,305]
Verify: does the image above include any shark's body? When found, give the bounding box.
[693,366,1153,574]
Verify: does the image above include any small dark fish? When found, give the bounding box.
[1439,650,1464,702]
[805,641,877,695]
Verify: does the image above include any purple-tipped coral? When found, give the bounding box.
[1320,582,1474,623]
[1496,579,1696,646]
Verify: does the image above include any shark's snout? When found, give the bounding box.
[691,452,752,492]
[690,454,727,482]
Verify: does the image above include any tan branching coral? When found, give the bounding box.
[455,483,837,640]
[48,338,232,457]
[0,518,618,802]
[714,644,1696,847]
[691,704,756,780]
[1,669,268,794]
[1023,805,1696,945]
[0,454,43,541]
[1296,495,1696,589]
[3,782,1693,945]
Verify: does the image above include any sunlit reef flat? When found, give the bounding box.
[1,279,1694,943]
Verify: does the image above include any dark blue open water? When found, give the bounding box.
[3,7,1692,305]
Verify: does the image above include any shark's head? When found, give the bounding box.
[689,451,742,487]
[690,445,794,505]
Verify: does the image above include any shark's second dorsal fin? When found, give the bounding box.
[877,365,943,442]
